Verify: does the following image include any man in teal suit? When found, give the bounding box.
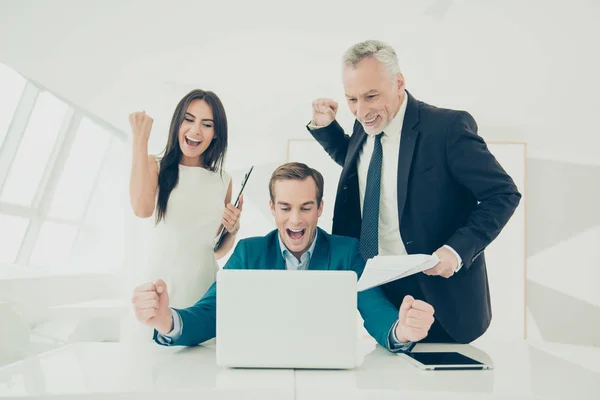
[132,162,435,352]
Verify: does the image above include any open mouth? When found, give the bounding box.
[185,136,201,147]
[363,116,379,126]
[286,228,306,241]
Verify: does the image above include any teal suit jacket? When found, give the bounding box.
[154,228,400,349]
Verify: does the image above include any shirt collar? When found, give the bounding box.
[376,89,408,140]
[278,228,319,262]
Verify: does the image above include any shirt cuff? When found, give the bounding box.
[387,320,415,353]
[443,244,463,272]
[307,121,329,130]
[156,308,182,345]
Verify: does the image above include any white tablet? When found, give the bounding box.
[397,351,493,370]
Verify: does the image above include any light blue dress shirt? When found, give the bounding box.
[158,230,412,351]
[278,229,318,270]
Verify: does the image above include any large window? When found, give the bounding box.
[0,91,68,206]
[0,62,126,271]
[48,117,111,221]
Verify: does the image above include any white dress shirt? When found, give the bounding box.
[357,94,408,257]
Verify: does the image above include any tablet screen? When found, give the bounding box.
[407,352,483,366]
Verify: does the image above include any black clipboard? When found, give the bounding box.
[214,166,254,251]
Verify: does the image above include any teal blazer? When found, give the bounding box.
[154,228,400,349]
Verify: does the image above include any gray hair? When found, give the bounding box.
[343,40,401,77]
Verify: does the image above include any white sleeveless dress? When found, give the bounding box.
[146,158,231,309]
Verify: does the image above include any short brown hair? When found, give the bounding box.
[269,162,324,204]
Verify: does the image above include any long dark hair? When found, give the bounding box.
[155,89,228,224]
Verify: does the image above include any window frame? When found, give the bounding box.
[0,64,126,269]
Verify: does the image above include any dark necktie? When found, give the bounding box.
[359,133,383,261]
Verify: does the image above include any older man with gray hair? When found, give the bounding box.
[307,40,521,344]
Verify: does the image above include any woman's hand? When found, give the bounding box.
[221,194,243,235]
[129,111,153,144]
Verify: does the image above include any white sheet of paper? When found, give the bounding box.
[356,253,440,292]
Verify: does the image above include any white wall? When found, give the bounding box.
[0,0,598,346]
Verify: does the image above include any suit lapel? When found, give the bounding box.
[308,228,331,270]
[341,122,368,183]
[266,231,287,270]
[396,92,420,223]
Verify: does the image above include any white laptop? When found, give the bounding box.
[216,269,358,369]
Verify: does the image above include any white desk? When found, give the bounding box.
[0,338,598,399]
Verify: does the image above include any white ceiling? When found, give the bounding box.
[1,0,599,169]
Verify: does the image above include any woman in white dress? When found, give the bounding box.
[128,89,242,312]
